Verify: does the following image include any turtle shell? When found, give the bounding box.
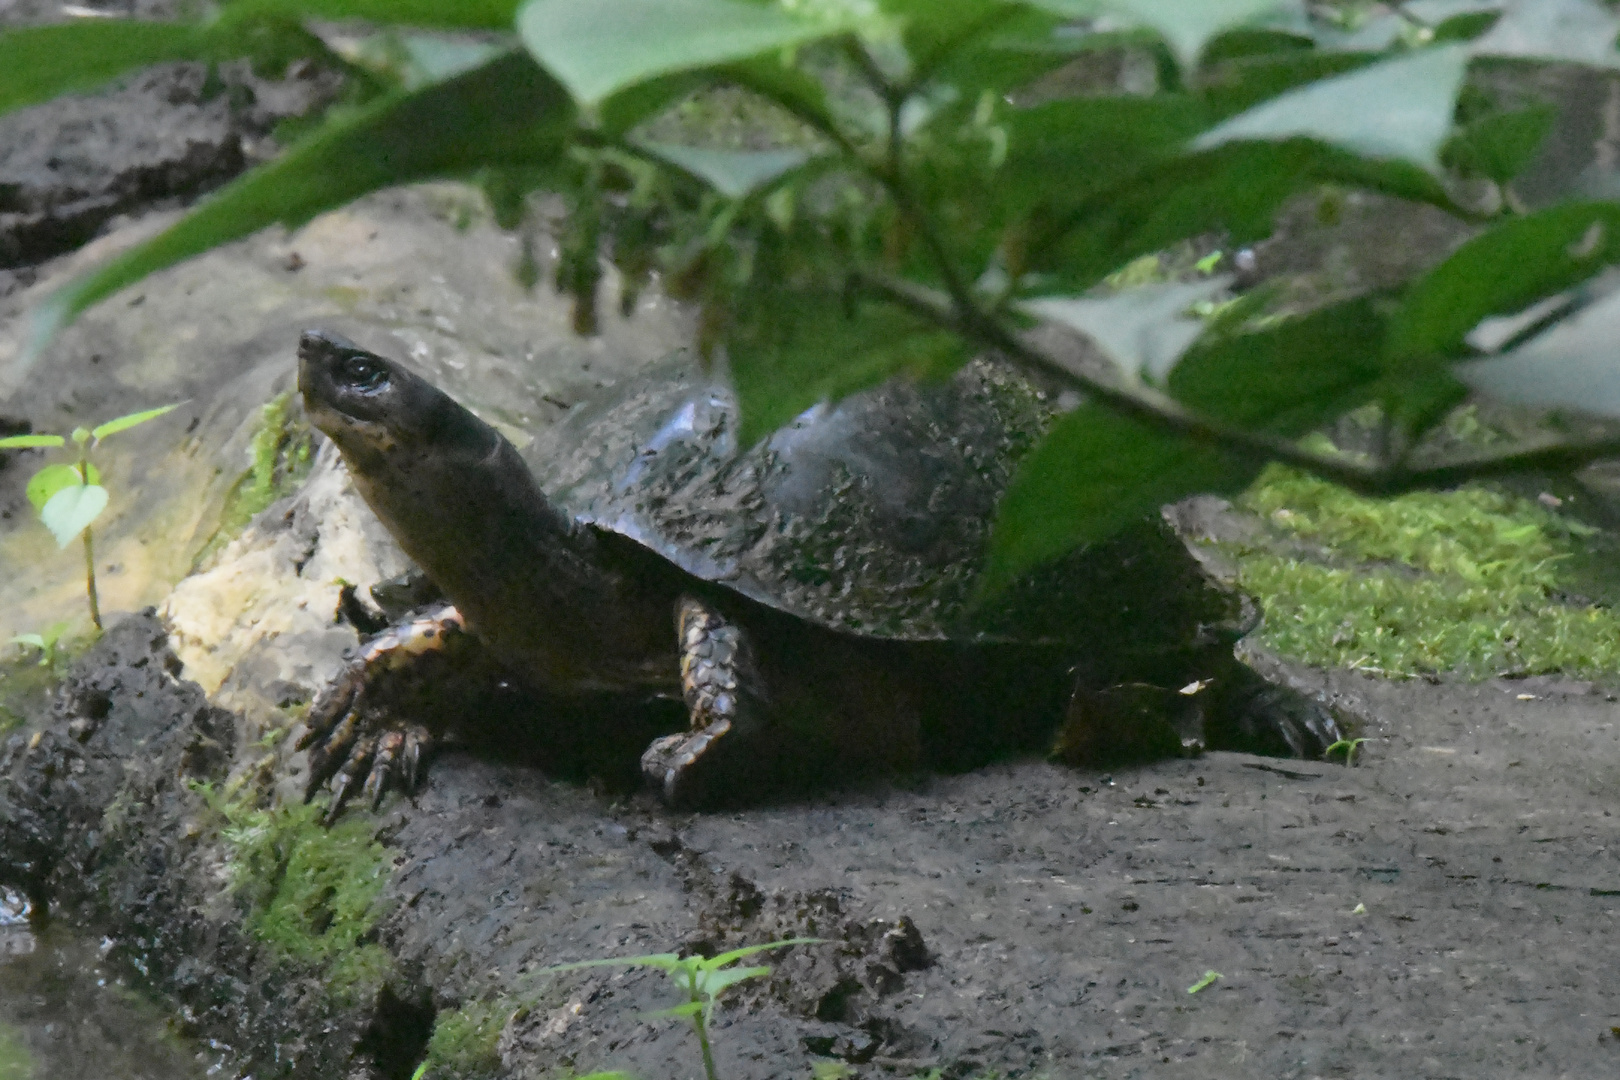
[525,351,1242,649]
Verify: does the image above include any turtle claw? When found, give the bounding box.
[298,604,463,822]
[641,720,733,808]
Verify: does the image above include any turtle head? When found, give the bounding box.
[298,330,495,472]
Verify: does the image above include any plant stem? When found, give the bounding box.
[82,525,101,630]
[692,1012,718,1080]
[856,269,1620,498]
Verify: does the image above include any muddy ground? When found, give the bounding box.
[0,611,1613,1080]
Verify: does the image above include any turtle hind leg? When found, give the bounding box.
[640,595,778,808]
[1203,665,1345,759]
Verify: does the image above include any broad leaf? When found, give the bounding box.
[1389,201,1620,362]
[1170,296,1391,434]
[983,405,1252,594]
[726,291,970,448]
[518,0,846,107]
[636,142,810,198]
[0,21,205,118]
[1470,0,1620,69]
[877,0,1027,80]
[998,95,1212,214]
[29,50,573,359]
[1101,0,1301,69]
[92,403,181,441]
[221,0,522,28]
[987,297,1391,590]
[1021,277,1229,382]
[1198,51,1378,122]
[26,462,101,512]
[1441,102,1554,184]
[41,483,109,548]
[1192,45,1469,172]
[0,434,65,449]
[1028,139,1453,293]
[1455,287,1620,416]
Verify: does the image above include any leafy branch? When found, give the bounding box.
[856,269,1620,498]
[12,0,1620,590]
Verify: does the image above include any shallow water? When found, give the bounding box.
[0,889,216,1080]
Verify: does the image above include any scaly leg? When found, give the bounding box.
[640,595,772,808]
[298,603,464,822]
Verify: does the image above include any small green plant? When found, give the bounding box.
[0,404,178,629]
[547,939,820,1080]
[8,620,72,674]
[1324,737,1372,766]
[1186,970,1223,995]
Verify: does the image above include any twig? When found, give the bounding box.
[855,270,1620,498]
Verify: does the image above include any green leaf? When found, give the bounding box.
[0,434,65,449]
[1441,102,1554,184]
[693,964,771,998]
[1029,139,1453,293]
[1170,295,1390,434]
[1187,970,1223,994]
[0,20,205,118]
[726,291,971,447]
[40,483,109,548]
[26,462,101,512]
[518,0,847,107]
[1455,288,1620,417]
[28,50,573,358]
[544,952,685,975]
[1021,277,1229,382]
[998,95,1212,213]
[1389,202,1620,362]
[700,937,821,968]
[10,635,46,651]
[1198,50,1378,122]
[1101,0,1301,70]
[1192,45,1468,172]
[222,0,523,28]
[91,403,182,441]
[636,142,810,197]
[1470,0,1620,69]
[984,406,1253,594]
[647,1001,706,1019]
[877,0,1024,80]
[987,297,1391,591]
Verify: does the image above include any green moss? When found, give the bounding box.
[202,784,396,997]
[1224,465,1620,677]
[0,1023,31,1080]
[193,392,315,568]
[415,999,510,1080]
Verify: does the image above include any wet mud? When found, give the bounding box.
[1,615,1615,1079]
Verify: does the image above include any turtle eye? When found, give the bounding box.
[340,354,389,392]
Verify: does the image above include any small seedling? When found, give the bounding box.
[1186,970,1223,994]
[546,939,820,1080]
[8,620,72,673]
[0,404,179,629]
[1324,737,1372,766]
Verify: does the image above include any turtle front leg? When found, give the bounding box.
[640,596,773,808]
[298,603,465,822]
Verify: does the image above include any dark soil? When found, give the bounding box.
[1,614,1616,1080]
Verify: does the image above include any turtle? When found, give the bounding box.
[294,329,1340,817]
